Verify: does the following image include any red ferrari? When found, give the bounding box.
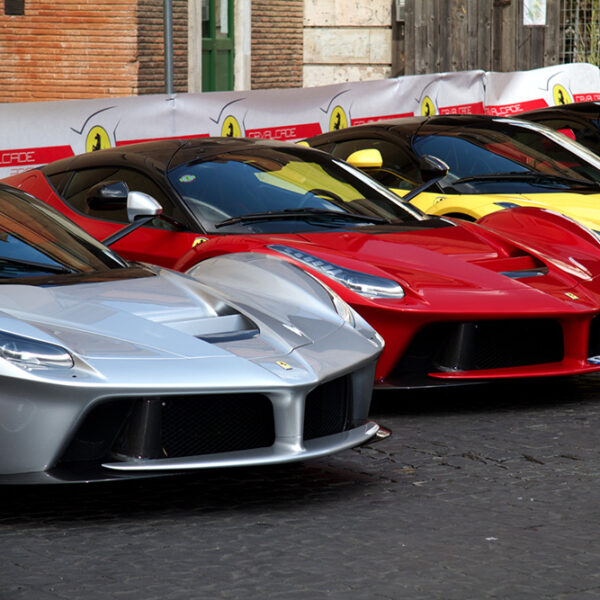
[6,138,600,388]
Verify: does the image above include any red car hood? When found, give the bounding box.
[255,223,600,313]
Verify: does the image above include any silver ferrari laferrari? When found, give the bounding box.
[0,183,384,484]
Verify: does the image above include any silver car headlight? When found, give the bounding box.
[0,331,74,370]
[269,245,405,300]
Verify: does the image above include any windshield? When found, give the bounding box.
[0,186,128,282]
[528,114,600,157]
[411,119,600,194]
[168,146,425,233]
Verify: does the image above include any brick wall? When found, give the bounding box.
[0,0,139,102]
[137,0,188,95]
[251,0,303,89]
[0,0,187,103]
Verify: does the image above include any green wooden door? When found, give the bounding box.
[202,0,234,91]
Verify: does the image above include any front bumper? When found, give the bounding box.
[0,359,381,484]
[366,308,600,388]
[102,421,382,472]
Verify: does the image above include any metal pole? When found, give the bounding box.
[164,0,174,94]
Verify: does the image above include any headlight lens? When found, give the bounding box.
[0,331,74,370]
[269,245,405,299]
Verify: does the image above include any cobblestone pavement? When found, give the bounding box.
[2,375,600,599]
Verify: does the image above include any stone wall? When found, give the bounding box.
[303,0,392,87]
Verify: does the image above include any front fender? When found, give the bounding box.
[477,206,600,279]
[185,252,381,349]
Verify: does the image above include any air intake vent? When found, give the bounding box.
[304,376,352,440]
[393,318,564,378]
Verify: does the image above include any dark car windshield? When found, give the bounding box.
[167,146,425,233]
[527,114,600,157]
[411,119,600,194]
[0,186,128,282]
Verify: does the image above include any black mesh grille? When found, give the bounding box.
[303,376,351,441]
[160,394,275,458]
[394,319,564,378]
[59,381,356,467]
[588,315,600,358]
[57,394,276,465]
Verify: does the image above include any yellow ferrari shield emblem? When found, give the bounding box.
[222,115,242,137]
[276,360,293,370]
[86,126,110,152]
[421,96,436,116]
[329,106,348,131]
[553,84,573,106]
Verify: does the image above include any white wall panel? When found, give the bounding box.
[304,0,391,27]
[304,28,392,65]
[303,65,392,87]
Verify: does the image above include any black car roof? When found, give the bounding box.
[522,101,600,118]
[41,137,305,176]
[307,114,535,145]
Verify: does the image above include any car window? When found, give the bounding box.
[0,186,127,281]
[412,126,600,193]
[61,167,182,230]
[533,117,600,157]
[413,135,529,179]
[167,146,425,232]
[329,138,421,190]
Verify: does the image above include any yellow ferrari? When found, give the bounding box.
[306,115,600,233]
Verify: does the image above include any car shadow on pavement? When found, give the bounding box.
[370,374,600,417]
[0,458,381,523]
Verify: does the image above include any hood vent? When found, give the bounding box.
[165,313,259,342]
[474,253,548,279]
[499,267,548,279]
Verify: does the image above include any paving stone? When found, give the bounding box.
[2,376,600,598]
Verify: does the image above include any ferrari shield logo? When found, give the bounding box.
[222,115,242,137]
[553,84,572,106]
[421,96,436,116]
[276,360,293,370]
[329,106,348,131]
[565,292,579,300]
[86,126,110,152]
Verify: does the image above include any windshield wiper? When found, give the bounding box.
[451,172,600,188]
[0,257,75,274]
[159,214,189,230]
[215,208,390,229]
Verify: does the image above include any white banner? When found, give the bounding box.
[484,63,600,116]
[0,71,485,179]
[0,64,598,179]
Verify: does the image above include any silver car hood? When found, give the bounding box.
[0,266,345,361]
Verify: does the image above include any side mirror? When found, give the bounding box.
[102,191,164,247]
[126,190,163,223]
[86,181,129,211]
[401,155,450,204]
[418,155,449,182]
[346,148,384,169]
